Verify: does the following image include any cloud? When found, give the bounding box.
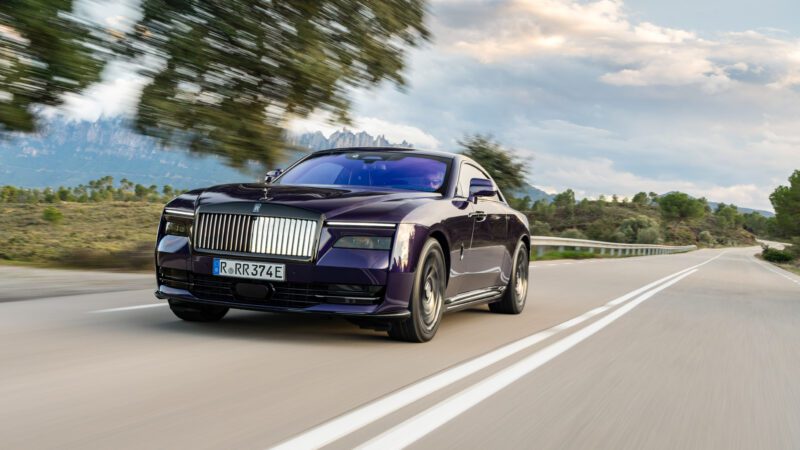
[434,0,800,92]
[49,61,148,121]
[51,0,800,210]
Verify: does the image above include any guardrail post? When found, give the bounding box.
[537,246,544,258]
[559,246,565,252]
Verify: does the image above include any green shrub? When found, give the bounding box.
[636,227,660,244]
[536,250,598,261]
[560,228,586,239]
[42,207,63,224]
[762,247,794,263]
[698,230,714,245]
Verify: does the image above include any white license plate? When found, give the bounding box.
[212,258,285,281]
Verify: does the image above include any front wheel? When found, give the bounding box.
[169,299,229,322]
[489,240,529,314]
[388,238,446,342]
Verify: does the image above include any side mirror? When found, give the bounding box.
[264,169,282,184]
[468,178,495,203]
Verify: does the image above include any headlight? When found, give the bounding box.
[391,224,416,271]
[165,220,192,237]
[333,236,392,250]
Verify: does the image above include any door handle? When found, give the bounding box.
[469,211,488,222]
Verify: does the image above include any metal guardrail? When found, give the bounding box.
[531,236,697,258]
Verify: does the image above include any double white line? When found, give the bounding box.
[273,252,724,450]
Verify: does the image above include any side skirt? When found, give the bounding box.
[445,286,506,313]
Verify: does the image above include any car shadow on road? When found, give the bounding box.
[133,310,400,345]
[117,305,499,346]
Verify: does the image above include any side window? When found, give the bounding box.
[456,164,502,201]
[456,164,484,198]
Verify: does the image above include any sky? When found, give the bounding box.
[70,0,800,210]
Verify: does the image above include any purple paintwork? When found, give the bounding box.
[154,147,529,320]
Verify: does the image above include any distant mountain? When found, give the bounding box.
[0,118,412,189]
[706,202,774,218]
[514,184,555,203]
[287,129,413,151]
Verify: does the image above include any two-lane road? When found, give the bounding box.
[1,247,799,449]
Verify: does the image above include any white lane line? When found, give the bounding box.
[358,269,699,450]
[271,253,723,450]
[752,257,800,286]
[90,303,168,313]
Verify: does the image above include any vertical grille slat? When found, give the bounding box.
[195,213,318,258]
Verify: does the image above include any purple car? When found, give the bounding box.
[155,147,530,342]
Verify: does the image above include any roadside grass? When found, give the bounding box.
[0,202,162,271]
[755,253,800,277]
[531,250,605,261]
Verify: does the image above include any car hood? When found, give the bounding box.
[194,183,441,222]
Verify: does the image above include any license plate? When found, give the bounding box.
[212,258,285,281]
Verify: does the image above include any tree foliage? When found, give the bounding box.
[770,170,800,238]
[1,176,180,204]
[1,1,429,167]
[0,0,106,131]
[658,192,707,221]
[458,134,528,196]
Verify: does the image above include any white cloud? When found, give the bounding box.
[435,0,800,91]
[529,152,775,210]
[52,61,147,121]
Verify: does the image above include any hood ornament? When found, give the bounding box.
[259,187,273,202]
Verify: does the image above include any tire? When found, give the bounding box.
[388,238,446,343]
[168,299,229,322]
[489,240,529,314]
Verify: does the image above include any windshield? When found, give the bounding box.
[276,152,452,193]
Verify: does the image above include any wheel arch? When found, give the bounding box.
[427,229,451,285]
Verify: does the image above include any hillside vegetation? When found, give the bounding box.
[0,202,162,270]
[0,176,171,269]
[518,190,757,247]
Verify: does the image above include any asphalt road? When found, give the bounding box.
[2,247,799,449]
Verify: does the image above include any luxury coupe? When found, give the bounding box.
[155,147,530,342]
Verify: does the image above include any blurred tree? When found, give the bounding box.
[714,203,743,231]
[458,134,528,195]
[658,192,706,221]
[636,227,660,244]
[631,192,649,206]
[0,1,106,131]
[126,0,429,167]
[742,212,769,236]
[698,230,714,246]
[617,215,658,243]
[770,170,800,237]
[1,1,428,168]
[559,228,586,240]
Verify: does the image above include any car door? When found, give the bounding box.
[454,163,508,293]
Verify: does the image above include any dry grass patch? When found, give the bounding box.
[0,202,163,270]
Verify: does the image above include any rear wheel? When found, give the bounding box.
[489,240,529,314]
[168,299,229,322]
[388,239,446,342]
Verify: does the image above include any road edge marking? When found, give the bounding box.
[270,252,724,450]
[358,269,699,450]
[90,303,168,313]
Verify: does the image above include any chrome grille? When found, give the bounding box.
[195,213,318,258]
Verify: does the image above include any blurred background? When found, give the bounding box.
[0,0,798,267]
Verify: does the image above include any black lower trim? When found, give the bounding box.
[445,286,506,312]
[154,290,410,319]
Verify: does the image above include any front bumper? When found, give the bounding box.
[155,235,414,318]
[154,287,410,319]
